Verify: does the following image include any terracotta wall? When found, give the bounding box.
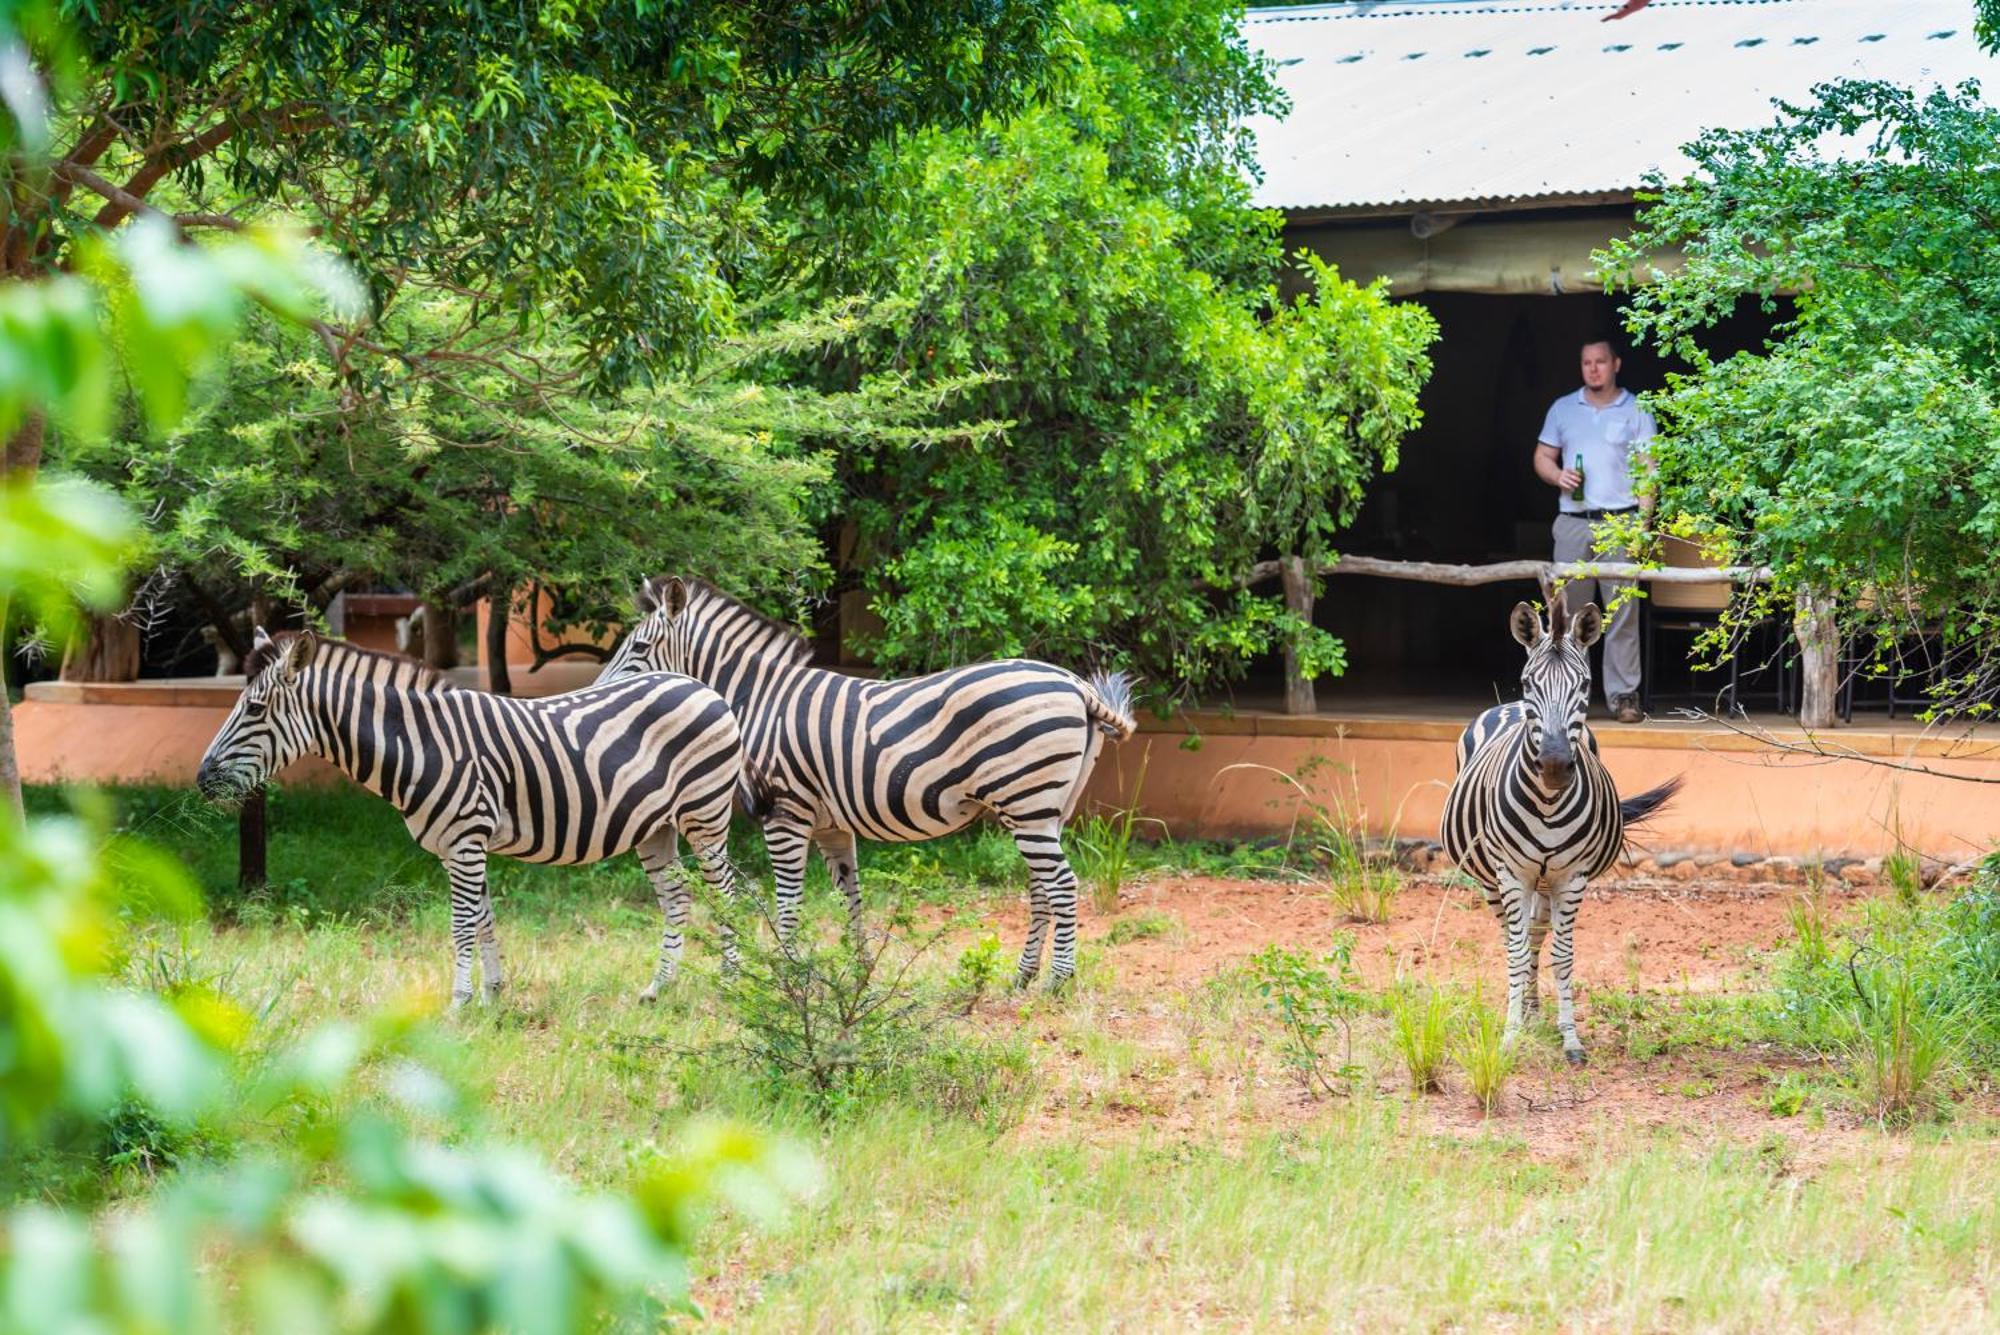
[21,688,2000,860]
[1082,716,2000,862]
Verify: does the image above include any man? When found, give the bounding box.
[1533,335,1656,723]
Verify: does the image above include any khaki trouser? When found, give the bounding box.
[1552,512,1641,706]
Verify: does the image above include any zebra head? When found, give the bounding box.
[601,575,694,681]
[1508,598,1602,792]
[195,628,320,802]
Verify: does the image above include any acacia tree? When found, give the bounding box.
[6,1,1064,447]
[62,295,1001,680]
[1600,35,2000,725]
[806,0,1436,700]
[3,0,1063,677]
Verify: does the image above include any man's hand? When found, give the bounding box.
[1533,442,1579,495]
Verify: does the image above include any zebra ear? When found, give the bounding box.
[1570,603,1604,649]
[282,631,318,681]
[658,576,690,620]
[634,578,660,616]
[1508,601,1543,648]
[252,625,275,654]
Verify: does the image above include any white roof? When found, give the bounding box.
[1245,0,1997,214]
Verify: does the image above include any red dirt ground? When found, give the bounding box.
[941,873,1995,1162]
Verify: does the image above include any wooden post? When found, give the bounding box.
[1794,586,1839,728]
[485,588,512,695]
[238,787,268,891]
[1280,554,1316,715]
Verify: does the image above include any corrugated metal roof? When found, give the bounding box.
[1245,0,1997,214]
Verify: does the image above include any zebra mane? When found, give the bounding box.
[680,578,815,667]
[244,631,456,692]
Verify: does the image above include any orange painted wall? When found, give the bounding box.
[1082,719,2000,862]
[21,687,2000,860]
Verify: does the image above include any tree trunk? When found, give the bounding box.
[4,414,43,473]
[59,613,141,682]
[1280,553,1317,716]
[485,588,512,695]
[420,600,459,671]
[1795,587,1839,729]
[238,787,268,891]
[0,415,44,821]
[0,595,19,821]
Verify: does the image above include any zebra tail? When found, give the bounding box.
[1085,670,1138,741]
[1619,774,1684,826]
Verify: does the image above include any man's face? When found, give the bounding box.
[1581,342,1620,392]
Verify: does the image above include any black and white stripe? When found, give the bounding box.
[196,629,747,1005]
[599,577,1137,989]
[1441,599,1679,1062]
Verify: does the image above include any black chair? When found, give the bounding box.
[1639,540,1789,717]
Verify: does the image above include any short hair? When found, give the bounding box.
[1581,332,1624,358]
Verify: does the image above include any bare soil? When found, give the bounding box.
[949,873,1992,1163]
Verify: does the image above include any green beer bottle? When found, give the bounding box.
[1570,452,1586,503]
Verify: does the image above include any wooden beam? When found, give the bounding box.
[1242,554,1771,588]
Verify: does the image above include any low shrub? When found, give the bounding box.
[1456,998,1515,1115]
[1246,936,1364,1098]
[1390,985,1452,1095]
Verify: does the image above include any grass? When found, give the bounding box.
[1456,997,1515,1115]
[33,786,2000,1330]
[1390,984,1452,1094]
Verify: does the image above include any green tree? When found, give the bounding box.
[808,0,1435,696]
[6,0,1065,456]
[1600,52,2000,723]
[6,0,1063,676]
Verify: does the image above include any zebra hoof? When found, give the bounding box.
[1564,1047,1588,1067]
[449,990,473,1011]
[1012,971,1037,992]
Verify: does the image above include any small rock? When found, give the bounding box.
[1820,857,1861,877]
[1693,853,1725,868]
[1841,865,1876,888]
[1729,851,1763,868]
[1655,851,1690,869]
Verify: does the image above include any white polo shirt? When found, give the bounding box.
[1538,388,1656,514]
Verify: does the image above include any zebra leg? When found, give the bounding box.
[1524,889,1551,1020]
[1011,822,1080,990]
[813,827,866,941]
[1497,873,1534,1041]
[635,829,689,1001]
[685,828,742,976]
[443,847,489,1009]
[1551,875,1591,1064]
[764,817,813,944]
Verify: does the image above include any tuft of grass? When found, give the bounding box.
[1456,998,1515,1115]
[1103,908,1182,946]
[1844,959,1966,1126]
[1328,862,1403,925]
[1068,746,1158,914]
[1390,985,1451,1095]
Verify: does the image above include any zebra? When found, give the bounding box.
[1441,599,1681,1063]
[597,576,1137,990]
[195,628,749,1007]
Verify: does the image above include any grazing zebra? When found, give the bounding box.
[1441,599,1681,1062]
[598,577,1137,990]
[195,629,748,1006]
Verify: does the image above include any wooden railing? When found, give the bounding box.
[1246,555,1838,725]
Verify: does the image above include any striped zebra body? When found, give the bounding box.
[600,577,1137,988]
[197,630,746,1005]
[1442,600,1678,1062]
